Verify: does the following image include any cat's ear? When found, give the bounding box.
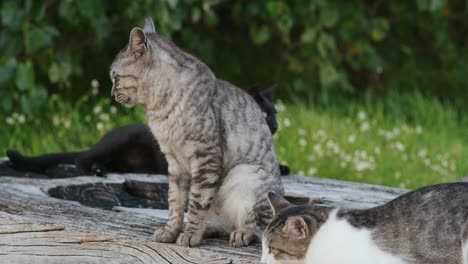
[283,216,308,239]
[260,84,277,102]
[268,192,291,215]
[143,17,156,34]
[129,27,147,57]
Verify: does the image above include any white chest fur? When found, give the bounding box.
[304,210,405,264]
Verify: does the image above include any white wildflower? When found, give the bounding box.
[360,150,368,159]
[415,126,423,134]
[64,119,71,129]
[275,102,286,112]
[374,147,381,155]
[317,130,326,137]
[298,129,306,135]
[343,154,352,162]
[340,161,347,168]
[99,113,110,121]
[357,111,366,121]
[450,161,456,172]
[418,149,427,158]
[18,115,25,124]
[298,170,305,176]
[307,167,318,176]
[91,79,99,88]
[394,142,405,152]
[110,106,117,114]
[52,116,60,127]
[283,118,291,127]
[96,123,104,131]
[441,160,448,168]
[6,117,14,125]
[360,122,369,132]
[298,138,307,146]
[348,134,356,144]
[93,105,102,114]
[395,171,401,179]
[355,161,373,172]
[313,144,322,153]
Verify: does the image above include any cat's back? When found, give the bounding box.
[358,183,468,264]
[212,79,278,171]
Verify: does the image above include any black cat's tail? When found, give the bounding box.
[279,164,290,176]
[6,149,81,172]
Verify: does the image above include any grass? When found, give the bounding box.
[1,89,467,189]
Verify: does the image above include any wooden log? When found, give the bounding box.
[0,160,406,263]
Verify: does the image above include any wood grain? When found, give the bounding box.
[0,163,406,263]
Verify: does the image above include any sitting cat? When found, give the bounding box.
[110,17,283,247]
[262,183,468,264]
[6,86,290,176]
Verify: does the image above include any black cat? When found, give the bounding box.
[7,86,290,176]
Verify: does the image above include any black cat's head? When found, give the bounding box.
[251,84,279,134]
[261,192,329,264]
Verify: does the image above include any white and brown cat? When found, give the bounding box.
[263,183,468,264]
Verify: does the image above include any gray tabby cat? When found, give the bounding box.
[109,17,283,247]
[262,183,468,264]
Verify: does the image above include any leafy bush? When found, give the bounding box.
[1,0,467,116]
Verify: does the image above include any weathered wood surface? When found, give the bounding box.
[0,160,407,264]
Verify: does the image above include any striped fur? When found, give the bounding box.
[109,17,283,247]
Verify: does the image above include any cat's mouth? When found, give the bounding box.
[115,94,136,108]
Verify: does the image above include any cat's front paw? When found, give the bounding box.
[176,231,203,247]
[229,228,257,247]
[152,226,178,243]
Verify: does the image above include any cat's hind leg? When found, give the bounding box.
[214,164,273,247]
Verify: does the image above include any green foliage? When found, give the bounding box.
[1,89,467,189]
[1,0,467,116]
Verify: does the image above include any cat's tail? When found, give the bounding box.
[6,149,81,172]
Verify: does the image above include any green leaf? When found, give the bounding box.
[249,24,270,45]
[1,95,13,112]
[23,23,54,54]
[1,2,25,31]
[48,61,73,84]
[203,9,218,26]
[167,0,178,9]
[0,58,17,83]
[287,55,303,73]
[15,60,35,91]
[301,27,317,44]
[192,8,201,23]
[319,62,339,87]
[370,18,390,42]
[319,5,339,28]
[430,0,447,11]
[317,33,336,57]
